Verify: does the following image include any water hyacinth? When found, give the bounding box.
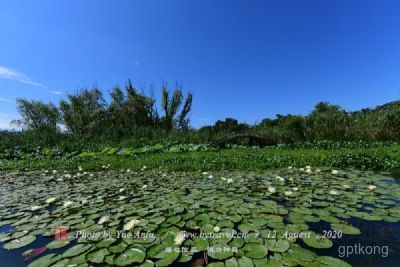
[124,219,140,231]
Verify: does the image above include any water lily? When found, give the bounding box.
[221,177,227,181]
[45,197,56,204]
[63,200,73,208]
[293,187,299,191]
[284,191,293,196]
[142,185,148,189]
[124,219,140,231]
[288,166,293,170]
[299,168,305,171]
[276,176,285,182]
[342,184,350,189]
[208,175,214,179]
[329,190,339,195]
[368,185,377,191]
[174,231,186,245]
[202,172,208,175]
[305,169,312,174]
[214,226,220,232]
[332,170,339,175]
[226,178,234,184]
[126,169,131,173]
[98,216,109,225]
[119,188,125,193]
[118,196,127,200]
[78,166,83,171]
[31,205,41,211]
[267,187,276,194]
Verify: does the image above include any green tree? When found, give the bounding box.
[59,88,107,135]
[13,98,60,132]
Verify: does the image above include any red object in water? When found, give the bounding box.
[24,247,46,261]
[54,226,68,241]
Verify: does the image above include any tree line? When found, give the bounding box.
[3,80,400,148]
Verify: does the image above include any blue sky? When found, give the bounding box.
[1,0,400,129]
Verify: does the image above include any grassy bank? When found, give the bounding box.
[1,145,400,172]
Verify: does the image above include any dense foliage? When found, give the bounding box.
[1,80,400,151]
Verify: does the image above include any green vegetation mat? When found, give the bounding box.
[1,168,399,266]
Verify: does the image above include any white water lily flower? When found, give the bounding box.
[46,197,56,204]
[276,176,285,182]
[63,200,73,208]
[119,188,125,193]
[267,187,276,194]
[289,177,294,181]
[64,174,72,178]
[78,166,83,171]
[299,168,305,172]
[306,166,311,169]
[226,178,234,184]
[329,190,339,195]
[174,231,186,245]
[202,172,208,175]
[305,169,312,174]
[119,196,127,200]
[214,226,220,232]
[332,170,339,175]
[288,166,293,170]
[343,184,350,189]
[368,185,377,191]
[124,219,140,231]
[127,169,131,173]
[221,177,227,181]
[31,205,41,211]
[293,187,299,191]
[98,216,109,225]
[208,175,214,179]
[52,170,57,174]
[90,173,94,177]
[284,191,293,196]
[142,185,148,189]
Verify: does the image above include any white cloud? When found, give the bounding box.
[0,97,13,103]
[46,90,63,95]
[0,65,46,88]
